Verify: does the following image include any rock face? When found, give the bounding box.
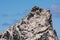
[0,6,58,40]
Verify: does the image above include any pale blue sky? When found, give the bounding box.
[0,0,60,38]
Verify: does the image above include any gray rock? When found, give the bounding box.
[0,6,58,40]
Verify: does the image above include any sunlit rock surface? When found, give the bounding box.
[0,6,58,40]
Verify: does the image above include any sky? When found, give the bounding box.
[0,0,60,39]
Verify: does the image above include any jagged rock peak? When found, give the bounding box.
[0,6,58,40]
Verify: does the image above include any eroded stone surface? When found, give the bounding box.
[0,6,58,40]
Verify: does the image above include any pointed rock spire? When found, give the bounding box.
[0,6,58,40]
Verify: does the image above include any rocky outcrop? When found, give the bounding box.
[0,6,58,40]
